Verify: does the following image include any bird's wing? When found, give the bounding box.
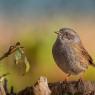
[72,42,94,66]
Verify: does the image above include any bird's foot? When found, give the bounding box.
[78,77,84,83]
[64,77,68,82]
[64,74,71,82]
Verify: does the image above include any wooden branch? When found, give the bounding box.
[0,42,23,61]
[17,76,95,95]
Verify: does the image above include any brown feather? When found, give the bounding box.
[72,42,95,67]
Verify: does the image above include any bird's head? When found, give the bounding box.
[55,28,80,43]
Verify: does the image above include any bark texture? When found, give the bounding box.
[17,77,95,95]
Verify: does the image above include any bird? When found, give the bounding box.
[52,28,95,78]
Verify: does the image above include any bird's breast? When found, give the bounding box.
[52,41,88,75]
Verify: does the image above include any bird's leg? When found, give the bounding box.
[64,74,71,81]
[78,73,84,82]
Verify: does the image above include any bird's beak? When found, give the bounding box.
[54,31,59,34]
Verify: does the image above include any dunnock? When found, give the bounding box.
[52,28,95,76]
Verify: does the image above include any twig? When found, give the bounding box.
[0,42,23,61]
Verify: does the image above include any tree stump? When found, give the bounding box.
[17,76,95,95]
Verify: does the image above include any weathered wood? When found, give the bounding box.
[18,76,51,95]
[17,77,95,95]
[0,83,6,95]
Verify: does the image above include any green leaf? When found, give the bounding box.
[15,48,22,64]
[14,47,30,74]
[24,56,30,73]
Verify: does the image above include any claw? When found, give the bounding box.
[64,74,71,81]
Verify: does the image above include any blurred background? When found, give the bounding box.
[0,0,95,92]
